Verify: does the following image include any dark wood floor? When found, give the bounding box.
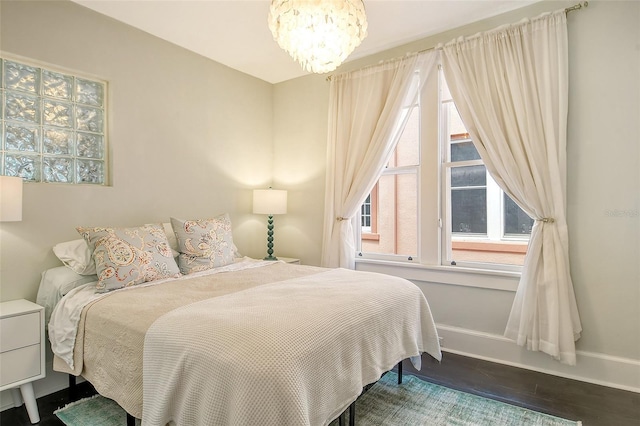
[2,352,639,425]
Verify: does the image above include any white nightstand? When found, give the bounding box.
[278,257,300,264]
[0,299,45,424]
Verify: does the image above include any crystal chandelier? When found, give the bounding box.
[268,0,368,74]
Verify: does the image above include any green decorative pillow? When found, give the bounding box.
[171,214,236,274]
[77,224,181,293]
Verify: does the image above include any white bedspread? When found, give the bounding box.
[142,268,441,426]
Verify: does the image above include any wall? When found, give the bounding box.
[274,0,639,391]
[271,74,329,264]
[0,0,275,406]
[0,0,276,303]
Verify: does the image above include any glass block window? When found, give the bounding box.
[1,57,107,184]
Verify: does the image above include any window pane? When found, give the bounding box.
[389,106,420,168]
[445,101,482,163]
[504,194,533,235]
[451,188,487,234]
[451,140,481,162]
[445,101,466,137]
[451,165,486,187]
[361,194,371,228]
[361,172,417,256]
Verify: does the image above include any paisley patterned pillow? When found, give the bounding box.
[77,224,181,293]
[171,214,236,274]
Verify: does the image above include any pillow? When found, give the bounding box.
[171,214,236,274]
[55,223,180,276]
[36,266,98,326]
[77,224,181,293]
[53,239,97,275]
[162,222,179,255]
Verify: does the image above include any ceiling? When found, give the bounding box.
[72,0,539,84]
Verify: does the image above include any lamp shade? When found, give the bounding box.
[253,189,287,215]
[0,176,23,222]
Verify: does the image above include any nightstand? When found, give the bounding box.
[278,257,300,264]
[0,299,45,424]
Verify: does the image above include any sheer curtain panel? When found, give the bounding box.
[441,11,581,364]
[321,51,438,269]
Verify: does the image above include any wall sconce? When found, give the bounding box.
[0,176,23,222]
[253,188,287,260]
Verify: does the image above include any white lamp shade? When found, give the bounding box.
[253,189,287,215]
[0,176,23,222]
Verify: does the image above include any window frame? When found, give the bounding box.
[356,63,530,278]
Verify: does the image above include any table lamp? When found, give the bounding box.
[253,188,287,260]
[0,176,23,222]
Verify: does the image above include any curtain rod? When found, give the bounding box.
[565,1,588,14]
[326,1,588,82]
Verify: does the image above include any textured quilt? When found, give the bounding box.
[141,267,441,426]
[52,261,319,417]
[51,263,440,424]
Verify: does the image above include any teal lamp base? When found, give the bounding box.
[263,214,278,261]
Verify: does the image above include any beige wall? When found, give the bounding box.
[273,0,640,370]
[0,0,275,302]
[271,73,329,265]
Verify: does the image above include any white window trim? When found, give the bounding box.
[355,258,520,292]
[356,63,528,286]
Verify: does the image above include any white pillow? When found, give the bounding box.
[36,266,98,326]
[53,239,96,275]
[54,223,180,276]
[162,222,179,254]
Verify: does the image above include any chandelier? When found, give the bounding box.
[268,0,368,74]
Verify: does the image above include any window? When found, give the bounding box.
[1,57,107,184]
[360,101,420,258]
[361,194,372,231]
[360,188,381,241]
[359,67,532,270]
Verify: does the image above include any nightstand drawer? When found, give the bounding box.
[0,344,41,387]
[0,312,40,353]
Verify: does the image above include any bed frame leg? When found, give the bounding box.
[397,360,403,384]
[68,375,77,401]
[127,413,136,426]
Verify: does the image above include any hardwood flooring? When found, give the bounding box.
[404,352,639,426]
[2,352,638,425]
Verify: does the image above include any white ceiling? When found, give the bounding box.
[72,0,539,84]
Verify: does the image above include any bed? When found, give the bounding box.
[42,218,441,426]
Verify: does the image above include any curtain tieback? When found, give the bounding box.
[336,216,349,221]
[536,217,555,223]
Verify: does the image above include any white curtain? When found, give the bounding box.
[441,11,581,364]
[321,51,438,269]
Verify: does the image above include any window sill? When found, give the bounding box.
[354,258,520,292]
[361,233,380,241]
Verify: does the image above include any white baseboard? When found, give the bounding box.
[437,323,640,393]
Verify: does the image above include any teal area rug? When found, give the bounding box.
[54,394,138,426]
[55,372,581,425]
[338,372,581,426]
